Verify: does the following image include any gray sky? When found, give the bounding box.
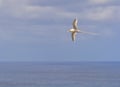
[0,0,120,62]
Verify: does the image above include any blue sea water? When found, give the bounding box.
[0,62,120,87]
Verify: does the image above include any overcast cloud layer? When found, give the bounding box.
[0,0,120,61]
[0,0,119,42]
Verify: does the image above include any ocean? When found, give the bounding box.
[0,62,120,87]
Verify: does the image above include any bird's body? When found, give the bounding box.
[69,18,80,41]
[69,29,80,41]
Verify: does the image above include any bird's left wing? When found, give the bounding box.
[72,18,78,29]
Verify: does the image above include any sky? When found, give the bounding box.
[0,0,120,62]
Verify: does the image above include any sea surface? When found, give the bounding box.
[0,62,120,87]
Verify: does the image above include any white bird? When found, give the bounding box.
[68,18,97,42]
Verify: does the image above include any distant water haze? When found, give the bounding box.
[0,62,120,87]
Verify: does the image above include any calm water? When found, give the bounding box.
[0,62,120,87]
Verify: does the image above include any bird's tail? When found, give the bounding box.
[79,31,98,35]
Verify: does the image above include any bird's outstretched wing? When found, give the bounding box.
[72,18,78,29]
[71,32,76,41]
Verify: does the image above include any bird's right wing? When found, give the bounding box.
[71,32,76,41]
[72,18,78,29]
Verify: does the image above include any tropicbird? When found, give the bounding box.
[68,18,97,42]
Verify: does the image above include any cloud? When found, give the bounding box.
[0,0,70,19]
[0,0,118,43]
[0,0,120,22]
[88,0,111,4]
[0,0,3,6]
[80,6,120,21]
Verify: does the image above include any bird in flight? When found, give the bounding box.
[68,18,97,42]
